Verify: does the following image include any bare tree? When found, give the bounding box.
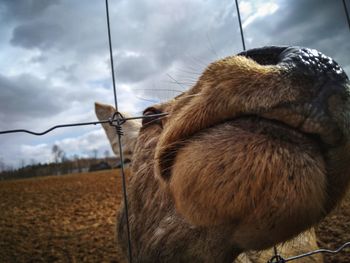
[74,154,81,173]
[0,158,5,172]
[52,144,65,175]
[104,149,110,160]
[30,159,36,166]
[92,149,98,160]
[20,159,25,169]
[52,144,64,163]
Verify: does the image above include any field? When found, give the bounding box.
[0,170,124,262]
[0,169,349,263]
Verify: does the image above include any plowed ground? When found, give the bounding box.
[0,169,349,262]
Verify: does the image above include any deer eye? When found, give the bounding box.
[142,107,163,127]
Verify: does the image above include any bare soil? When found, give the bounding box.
[0,169,349,262]
[0,170,124,263]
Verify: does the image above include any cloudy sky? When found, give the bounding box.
[0,0,349,169]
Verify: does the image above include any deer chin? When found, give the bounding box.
[165,116,326,250]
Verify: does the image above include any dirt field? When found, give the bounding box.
[0,170,124,263]
[0,169,349,263]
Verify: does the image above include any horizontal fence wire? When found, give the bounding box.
[268,241,350,263]
[284,241,350,262]
[0,113,168,136]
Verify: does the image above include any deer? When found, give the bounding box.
[95,46,350,263]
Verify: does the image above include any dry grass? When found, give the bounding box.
[0,169,349,263]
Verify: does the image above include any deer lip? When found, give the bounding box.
[249,105,343,147]
[228,115,323,147]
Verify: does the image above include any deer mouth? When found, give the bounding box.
[237,104,343,147]
[225,115,322,148]
[188,105,341,168]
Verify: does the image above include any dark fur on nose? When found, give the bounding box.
[240,46,349,103]
[279,47,348,83]
[240,46,348,83]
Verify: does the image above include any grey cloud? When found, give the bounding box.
[30,54,48,64]
[55,64,79,82]
[0,74,65,123]
[5,1,109,58]
[0,0,60,21]
[272,0,345,36]
[11,22,63,50]
[106,0,242,90]
[122,0,240,61]
[116,53,159,83]
[8,0,242,87]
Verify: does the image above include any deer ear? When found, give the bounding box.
[95,102,141,160]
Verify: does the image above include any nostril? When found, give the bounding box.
[238,46,288,65]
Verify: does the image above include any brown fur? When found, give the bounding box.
[95,47,350,262]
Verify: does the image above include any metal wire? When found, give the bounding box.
[343,0,350,30]
[105,0,118,110]
[0,113,168,136]
[104,0,133,261]
[0,120,109,136]
[268,241,350,263]
[235,0,246,51]
[268,246,285,263]
[284,241,350,262]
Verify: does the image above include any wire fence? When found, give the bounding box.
[1,0,350,263]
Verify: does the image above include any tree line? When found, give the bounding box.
[0,144,120,181]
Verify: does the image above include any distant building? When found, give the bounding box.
[88,161,112,172]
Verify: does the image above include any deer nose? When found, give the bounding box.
[240,46,349,105]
